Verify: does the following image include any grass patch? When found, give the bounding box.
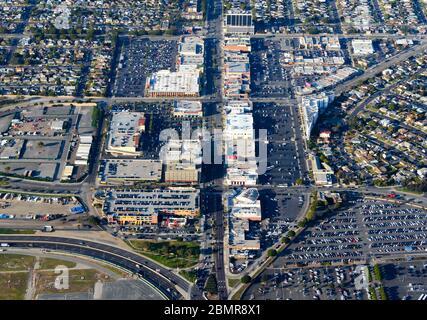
[179,270,197,283]
[38,258,77,270]
[97,262,130,278]
[0,254,35,272]
[396,187,424,195]
[35,269,110,295]
[91,106,101,127]
[0,272,28,300]
[127,240,200,269]
[369,286,377,300]
[228,278,240,288]
[0,228,35,234]
[0,189,76,198]
[231,283,250,300]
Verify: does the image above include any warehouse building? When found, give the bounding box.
[75,135,93,166]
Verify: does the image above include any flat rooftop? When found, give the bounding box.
[145,70,199,96]
[99,159,162,184]
[104,188,200,217]
[107,111,144,152]
[173,101,203,117]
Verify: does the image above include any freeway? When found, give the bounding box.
[0,235,198,300]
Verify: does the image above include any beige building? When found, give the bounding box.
[106,111,145,156]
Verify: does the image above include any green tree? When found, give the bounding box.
[287,230,296,238]
[281,237,290,244]
[379,287,387,300]
[240,275,252,284]
[297,219,307,228]
[373,264,382,281]
[86,26,95,41]
[267,249,277,257]
[369,286,377,300]
[205,274,218,294]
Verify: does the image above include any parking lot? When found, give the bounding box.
[22,140,63,160]
[114,39,177,97]
[253,103,307,187]
[259,188,307,247]
[250,39,293,98]
[276,194,427,266]
[381,260,427,300]
[110,103,202,159]
[243,265,367,300]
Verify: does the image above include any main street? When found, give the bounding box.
[201,0,229,300]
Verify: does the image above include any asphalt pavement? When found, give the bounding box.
[0,235,198,300]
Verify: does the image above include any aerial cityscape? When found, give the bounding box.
[0,0,426,305]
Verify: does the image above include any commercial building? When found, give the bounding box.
[223,38,251,99]
[173,101,203,118]
[352,39,374,56]
[50,120,65,131]
[311,155,334,186]
[161,138,202,184]
[231,188,262,221]
[224,10,255,35]
[224,101,258,186]
[220,31,259,258]
[225,167,258,186]
[106,111,145,156]
[98,159,162,185]
[299,91,335,140]
[61,165,74,181]
[103,187,200,225]
[177,36,204,72]
[75,135,93,166]
[226,188,261,258]
[145,70,199,97]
